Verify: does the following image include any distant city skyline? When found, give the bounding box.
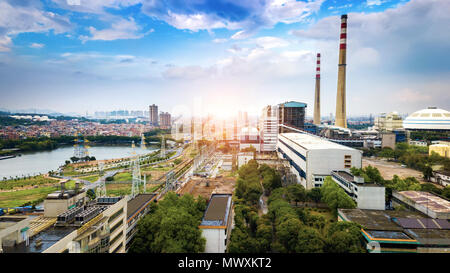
[0,0,449,117]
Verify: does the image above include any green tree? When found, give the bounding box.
[129,192,205,253]
[287,184,306,206]
[295,227,325,253]
[307,188,322,203]
[325,221,365,253]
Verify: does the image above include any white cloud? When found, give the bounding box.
[29,43,45,49]
[255,36,290,49]
[212,38,228,43]
[0,1,71,51]
[81,17,152,42]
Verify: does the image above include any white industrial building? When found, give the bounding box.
[277,133,362,189]
[237,152,254,168]
[199,194,233,253]
[331,170,385,210]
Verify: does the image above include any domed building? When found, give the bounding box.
[403,107,450,131]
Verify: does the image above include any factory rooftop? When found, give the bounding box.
[200,194,232,228]
[396,191,450,214]
[127,193,156,222]
[338,208,450,251]
[279,133,356,151]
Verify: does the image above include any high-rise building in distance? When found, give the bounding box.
[260,105,278,152]
[149,104,158,126]
[159,112,171,128]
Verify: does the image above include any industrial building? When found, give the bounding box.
[278,101,307,132]
[277,132,362,189]
[403,107,450,131]
[374,112,404,132]
[431,170,450,187]
[125,193,156,251]
[331,171,385,210]
[392,191,450,219]
[338,208,450,253]
[429,141,450,158]
[199,194,233,253]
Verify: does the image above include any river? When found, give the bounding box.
[0,145,156,179]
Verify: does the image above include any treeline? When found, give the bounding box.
[228,160,365,253]
[350,166,450,200]
[129,192,207,253]
[0,116,48,126]
[0,133,171,153]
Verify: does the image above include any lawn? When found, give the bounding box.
[112,172,132,182]
[106,183,131,196]
[81,174,100,183]
[0,175,58,191]
[0,186,58,207]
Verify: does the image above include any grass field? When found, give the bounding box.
[81,174,100,183]
[308,208,335,223]
[0,186,58,207]
[106,183,131,196]
[0,175,58,191]
[112,172,132,182]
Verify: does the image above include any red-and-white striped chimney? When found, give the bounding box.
[335,14,348,128]
[313,53,321,125]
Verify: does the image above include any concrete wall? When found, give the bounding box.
[202,228,226,253]
[307,149,361,189]
[357,186,385,210]
[0,217,32,252]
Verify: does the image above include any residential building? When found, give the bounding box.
[149,104,158,126]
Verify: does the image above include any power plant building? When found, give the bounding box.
[277,132,362,189]
[278,101,307,132]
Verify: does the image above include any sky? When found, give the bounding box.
[0,0,449,118]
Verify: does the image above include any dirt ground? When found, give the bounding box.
[363,157,426,183]
[177,177,236,199]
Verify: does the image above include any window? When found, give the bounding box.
[109,208,124,223]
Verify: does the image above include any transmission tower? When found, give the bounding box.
[130,141,146,198]
[160,135,166,158]
[140,130,146,149]
[96,162,107,197]
[73,133,89,159]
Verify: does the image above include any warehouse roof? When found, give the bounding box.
[200,194,232,228]
[397,191,450,213]
[279,133,357,151]
[127,193,156,221]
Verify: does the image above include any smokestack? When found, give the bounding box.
[335,14,348,128]
[313,53,321,125]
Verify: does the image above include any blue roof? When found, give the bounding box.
[280,101,307,108]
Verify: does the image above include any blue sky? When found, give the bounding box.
[0,0,449,117]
